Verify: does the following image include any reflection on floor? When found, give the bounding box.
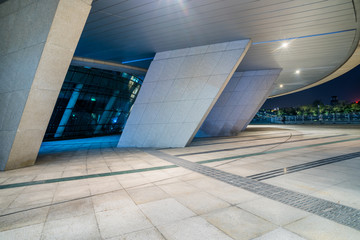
[0,125,360,239]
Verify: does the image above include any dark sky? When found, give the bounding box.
[263,65,360,109]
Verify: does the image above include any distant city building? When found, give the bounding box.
[331,96,339,106]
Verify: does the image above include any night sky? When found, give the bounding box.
[263,65,360,109]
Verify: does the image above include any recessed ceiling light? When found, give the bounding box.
[281,42,289,48]
[295,70,301,74]
[280,84,283,88]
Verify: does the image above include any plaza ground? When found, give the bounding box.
[0,124,359,239]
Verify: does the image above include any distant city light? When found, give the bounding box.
[295,69,301,74]
[91,97,96,102]
[280,84,283,88]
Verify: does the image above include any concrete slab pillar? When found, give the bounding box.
[0,0,92,170]
[197,69,281,137]
[118,40,251,148]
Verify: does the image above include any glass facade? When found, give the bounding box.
[44,65,142,140]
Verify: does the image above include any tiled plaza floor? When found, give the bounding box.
[0,124,359,239]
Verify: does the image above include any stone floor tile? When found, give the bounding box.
[119,228,165,240]
[285,215,360,240]
[127,185,170,204]
[253,227,307,240]
[0,223,43,240]
[42,213,100,240]
[91,190,136,213]
[175,191,230,215]
[0,207,49,232]
[203,206,277,240]
[96,207,152,239]
[89,179,122,195]
[47,198,94,221]
[9,190,54,208]
[158,181,199,196]
[139,198,195,226]
[238,197,309,226]
[53,184,90,202]
[158,216,233,240]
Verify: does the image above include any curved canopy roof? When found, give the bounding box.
[75,0,360,97]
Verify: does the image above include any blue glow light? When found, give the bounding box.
[122,57,154,64]
[252,29,356,45]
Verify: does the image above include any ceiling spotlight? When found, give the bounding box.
[280,84,283,88]
[295,70,301,74]
[281,42,289,48]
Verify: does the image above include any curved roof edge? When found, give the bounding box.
[269,40,360,98]
[269,0,360,99]
[71,56,147,76]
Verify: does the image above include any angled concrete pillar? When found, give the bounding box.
[0,0,92,170]
[118,40,251,148]
[197,69,281,137]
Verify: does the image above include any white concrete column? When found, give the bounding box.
[0,0,92,170]
[118,40,251,148]
[197,69,281,137]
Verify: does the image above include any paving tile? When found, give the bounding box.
[238,197,309,226]
[88,179,122,195]
[158,216,233,240]
[207,186,261,205]
[139,198,195,226]
[9,190,55,208]
[119,228,165,240]
[253,227,307,240]
[0,207,49,231]
[0,223,43,240]
[285,214,360,240]
[127,185,170,204]
[204,206,277,240]
[96,207,152,239]
[158,181,199,196]
[47,198,94,221]
[53,184,91,202]
[175,191,230,215]
[91,190,136,213]
[42,213,100,240]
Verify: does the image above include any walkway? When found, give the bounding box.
[0,125,359,239]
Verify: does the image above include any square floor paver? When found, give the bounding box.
[0,207,49,232]
[204,206,276,240]
[253,227,306,240]
[127,185,170,204]
[47,198,94,221]
[92,190,136,213]
[175,191,230,215]
[96,206,153,239]
[238,197,309,226]
[42,213,100,240]
[0,223,43,240]
[118,228,165,240]
[158,216,233,240]
[285,215,360,240]
[139,198,195,226]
